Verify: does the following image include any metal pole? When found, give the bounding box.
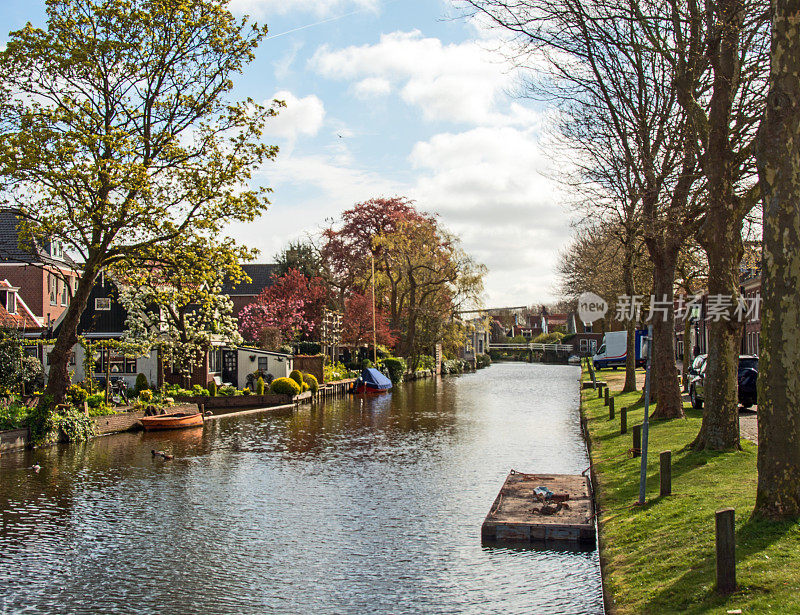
[371,253,377,364]
[638,325,653,505]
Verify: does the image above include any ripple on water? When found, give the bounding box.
[0,363,602,614]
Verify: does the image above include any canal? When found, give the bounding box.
[0,363,603,614]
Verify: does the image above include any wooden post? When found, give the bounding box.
[715,508,736,594]
[660,450,672,496]
[105,347,111,404]
[609,397,615,420]
[632,424,641,457]
[604,386,610,406]
[621,407,627,434]
[597,385,604,399]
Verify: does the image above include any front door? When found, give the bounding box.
[222,350,238,388]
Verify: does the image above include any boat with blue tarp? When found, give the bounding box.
[352,368,393,394]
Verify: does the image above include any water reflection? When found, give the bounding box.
[0,363,602,615]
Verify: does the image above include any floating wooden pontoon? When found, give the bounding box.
[482,471,596,547]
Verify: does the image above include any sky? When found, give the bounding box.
[0,0,575,307]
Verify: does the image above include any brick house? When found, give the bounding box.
[0,279,43,331]
[0,208,81,326]
[673,269,762,362]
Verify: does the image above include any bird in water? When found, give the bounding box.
[151,450,174,460]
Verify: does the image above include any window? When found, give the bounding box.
[49,274,57,305]
[50,239,63,258]
[209,348,221,373]
[6,291,16,314]
[580,339,588,352]
[95,297,111,311]
[95,352,136,374]
[258,357,269,372]
[61,279,69,306]
[590,340,597,353]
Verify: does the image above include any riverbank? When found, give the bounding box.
[583,368,800,614]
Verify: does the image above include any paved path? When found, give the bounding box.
[597,367,758,443]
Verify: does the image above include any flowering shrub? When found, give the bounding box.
[139,390,153,402]
[289,370,304,386]
[66,385,89,406]
[324,361,353,382]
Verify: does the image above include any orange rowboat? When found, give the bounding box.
[140,411,204,431]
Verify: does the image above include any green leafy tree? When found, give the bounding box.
[0,0,279,415]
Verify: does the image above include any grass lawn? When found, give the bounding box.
[584,368,800,614]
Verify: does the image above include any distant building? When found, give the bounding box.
[221,263,280,317]
[460,317,490,361]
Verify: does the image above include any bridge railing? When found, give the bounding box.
[488,343,575,353]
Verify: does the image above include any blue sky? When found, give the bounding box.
[0,0,573,306]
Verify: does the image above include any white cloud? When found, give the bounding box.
[310,30,533,126]
[229,0,377,18]
[263,90,326,142]
[353,77,392,98]
[407,126,572,304]
[273,41,304,81]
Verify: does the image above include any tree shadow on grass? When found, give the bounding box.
[639,515,799,613]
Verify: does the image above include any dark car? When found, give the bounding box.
[689,355,758,410]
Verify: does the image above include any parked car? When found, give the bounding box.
[689,355,759,410]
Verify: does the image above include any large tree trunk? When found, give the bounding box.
[753,0,800,520]
[649,254,684,419]
[692,224,744,450]
[41,260,102,406]
[691,0,745,451]
[622,245,638,393]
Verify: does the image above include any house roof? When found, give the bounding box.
[0,279,43,329]
[0,208,79,269]
[221,264,279,296]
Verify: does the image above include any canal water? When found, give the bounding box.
[0,363,603,614]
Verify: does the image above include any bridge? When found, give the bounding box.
[489,343,574,353]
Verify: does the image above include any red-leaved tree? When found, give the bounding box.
[342,292,397,347]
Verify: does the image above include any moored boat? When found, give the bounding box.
[140,411,204,431]
[352,368,392,394]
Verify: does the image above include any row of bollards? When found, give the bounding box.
[604,390,736,594]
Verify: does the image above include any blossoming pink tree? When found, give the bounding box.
[238,269,329,348]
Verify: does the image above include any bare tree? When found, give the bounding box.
[460,0,705,416]
[634,0,770,448]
